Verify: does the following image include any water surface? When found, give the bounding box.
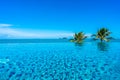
[0,40,120,80]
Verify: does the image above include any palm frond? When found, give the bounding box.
[71,32,86,43]
[95,28,111,42]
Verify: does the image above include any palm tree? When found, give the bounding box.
[93,28,111,42]
[70,32,87,43]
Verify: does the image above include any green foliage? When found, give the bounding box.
[94,28,111,42]
[70,32,87,43]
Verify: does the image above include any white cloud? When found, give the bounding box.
[0,24,95,39]
[0,23,13,27]
[85,33,93,38]
[0,25,73,39]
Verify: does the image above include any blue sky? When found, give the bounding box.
[0,0,120,38]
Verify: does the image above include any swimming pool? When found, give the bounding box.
[0,41,120,80]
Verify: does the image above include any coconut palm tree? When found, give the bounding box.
[94,28,111,42]
[70,32,87,43]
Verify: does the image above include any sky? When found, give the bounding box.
[0,0,120,38]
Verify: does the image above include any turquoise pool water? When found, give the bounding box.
[0,40,120,80]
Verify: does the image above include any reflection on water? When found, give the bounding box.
[74,42,84,49]
[74,42,109,52]
[97,42,109,52]
[75,42,84,46]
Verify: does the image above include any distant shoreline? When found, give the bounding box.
[0,39,120,43]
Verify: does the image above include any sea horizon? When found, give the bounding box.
[0,38,120,43]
